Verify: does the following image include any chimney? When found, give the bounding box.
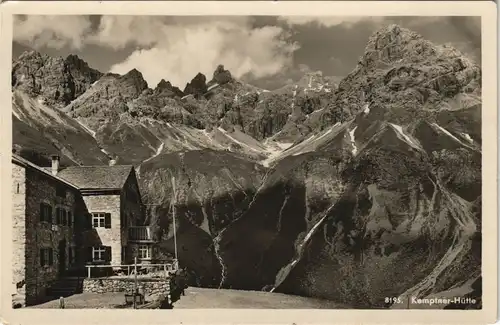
[51,155,60,175]
[109,158,116,166]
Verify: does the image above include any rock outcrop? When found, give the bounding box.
[210,64,233,85]
[318,24,481,130]
[183,73,208,99]
[12,51,102,108]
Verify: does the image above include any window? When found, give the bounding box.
[39,203,52,223]
[16,183,19,194]
[138,245,151,259]
[91,246,111,262]
[67,211,72,228]
[68,247,76,265]
[62,210,67,226]
[92,246,105,261]
[56,186,65,198]
[55,207,68,225]
[91,213,111,228]
[40,248,53,267]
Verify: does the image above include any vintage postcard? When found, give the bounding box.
[0,1,497,324]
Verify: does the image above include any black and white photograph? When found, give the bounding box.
[1,1,497,323]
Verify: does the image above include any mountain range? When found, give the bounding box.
[11,24,482,308]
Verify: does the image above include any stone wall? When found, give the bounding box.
[83,277,171,302]
[24,167,80,305]
[12,163,26,289]
[82,194,122,265]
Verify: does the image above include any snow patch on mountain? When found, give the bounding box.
[218,127,262,153]
[284,122,342,158]
[12,110,22,120]
[363,103,370,114]
[461,133,474,144]
[348,126,358,156]
[271,212,330,293]
[432,123,472,148]
[389,123,422,150]
[260,140,294,167]
[276,142,293,150]
[76,119,97,138]
[207,83,219,91]
[142,142,164,163]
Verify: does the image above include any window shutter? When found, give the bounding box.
[105,213,111,229]
[105,246,112,262]
[39,203,45,222]
[86,213,92,229]
[68,212,72,227]
[55,208,59,224]
[64,210,68,226]
[48,248,54,266]
[48,205,53,224]
[40,249,45,266]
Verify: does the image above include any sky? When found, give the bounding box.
[12,15,481,90]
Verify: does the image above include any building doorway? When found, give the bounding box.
[58,239,66,276]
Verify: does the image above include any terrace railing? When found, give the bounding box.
[85,261,178,279]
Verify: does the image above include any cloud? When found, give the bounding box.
[86,16,170,50]
[105,17,299,88]
[14,15,299,88]
[13,15,92,49]
[279,16,383,27]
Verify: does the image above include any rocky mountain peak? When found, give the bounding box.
[118,68,149,96]
[154,79,184,98]
[362,24,441,67]
[316,24,482,131]
[12,50,82,107]
[16,50,47,62]
[183,72,208,98]
[63,54,103,98]
[212,64,233,85]
[156,79,173,89]
[65,54,90,68]
[297,70,328,88]
[122,68,146,82]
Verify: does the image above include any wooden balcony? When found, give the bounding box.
[128,226,154,242]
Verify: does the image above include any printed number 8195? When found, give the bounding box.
[385,297,403,304]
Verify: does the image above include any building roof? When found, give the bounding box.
[55,165,134,190]
[12,154,79,189]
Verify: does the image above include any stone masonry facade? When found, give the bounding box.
[12,160,82,305]
[12,155,148,306]
[82,194,123,266]
[12,164,26,289]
